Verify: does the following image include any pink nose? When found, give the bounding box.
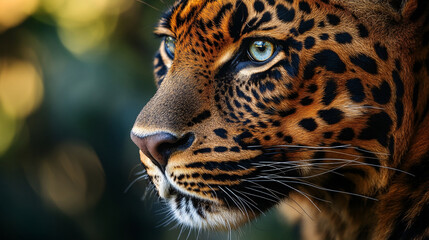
[130,132,194,169]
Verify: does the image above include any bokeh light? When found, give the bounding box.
[0,58,44,119]
[40,0,133,56]
[57,17,118,55]
[34,143,105,216]
[0,109,17,156]
[0,0,39,33]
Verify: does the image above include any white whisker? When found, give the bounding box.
[124,175,148,193]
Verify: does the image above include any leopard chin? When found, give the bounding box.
[165,191,253,230]
[139,152,256,230]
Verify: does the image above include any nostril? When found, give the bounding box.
[170,132,195,151]
[130,132,177,169]
[130,131,195,170]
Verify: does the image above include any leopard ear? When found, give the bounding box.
[388,0,426,20]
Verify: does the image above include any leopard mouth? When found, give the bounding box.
[161,180,254,230]
[139,154,250,229]
[140,152,288,229]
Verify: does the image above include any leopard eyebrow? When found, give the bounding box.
[240,12,275,36]
[154,27,174,38]
[155,5,176,35]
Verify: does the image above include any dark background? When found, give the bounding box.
[0,0,298,239]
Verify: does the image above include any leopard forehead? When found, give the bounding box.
[132,0,427,233]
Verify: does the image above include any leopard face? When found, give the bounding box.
[131,0,428,234]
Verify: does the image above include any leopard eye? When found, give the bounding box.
[164,36,176,58]
[248,40,275,62]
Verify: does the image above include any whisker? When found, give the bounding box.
[273,178,322,212]
[124,174,148,193]
[169,218,182,231]
[249,144,352,150]
[242,179,286,200]
[250,143,390,157]
[218,186,247,217]
[262,158,356,179]
[233,189,265,215]
[241,184,308,217]
[129,164,146,177]
[259,163,346,177]
[141,183,155,200]
[261,150,382,160]
[185,225,192,240]
[196,225,201,240]
[136,0,161,11]
[241,187,279,203]
[255,157,360,165]
[134,169,147,176]
[286,194,315,220]
[157,211,176,228]
[253,157,413,175]
[232,189,258,219]
[206,184,219,199]
[250,176,322,212]
[279,179,378,201]
[335,162,414,176]
[224,187,251,222]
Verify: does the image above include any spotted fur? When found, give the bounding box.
[131,0,429,239]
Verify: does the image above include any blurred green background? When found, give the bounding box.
[0,0,299,239]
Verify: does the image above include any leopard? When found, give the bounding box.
[130,0,429,239]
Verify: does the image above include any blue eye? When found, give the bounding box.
[164,36,176,58]
[248,40,275,62]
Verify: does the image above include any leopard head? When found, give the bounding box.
[131,0,428,231]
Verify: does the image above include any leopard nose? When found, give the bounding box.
[130,132,195,169]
